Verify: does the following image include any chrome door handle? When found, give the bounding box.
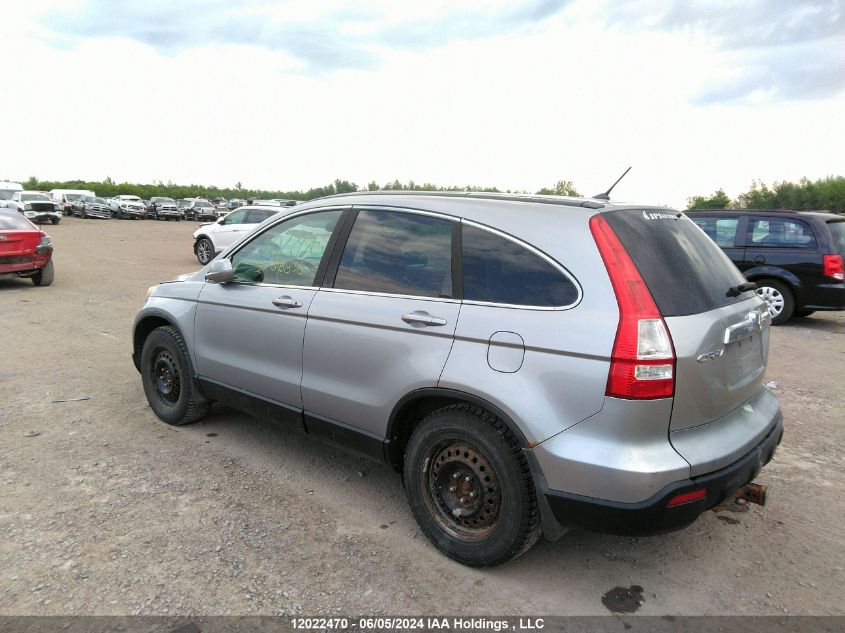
[272,296,303,309]
[402,311,447,326]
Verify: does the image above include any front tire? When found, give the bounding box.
[31,260,54,286]
[793,309,815,318]
[403,404,541,567]
[195,237,214,265]
[756,279,794,325]
[140,326,211,426]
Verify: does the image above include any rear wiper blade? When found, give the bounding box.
[726,281,757,297]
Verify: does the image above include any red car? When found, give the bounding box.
[0,209,54,286]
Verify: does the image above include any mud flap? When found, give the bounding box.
[522,448,570,541]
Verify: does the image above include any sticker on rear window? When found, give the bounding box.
[642,210,678,220]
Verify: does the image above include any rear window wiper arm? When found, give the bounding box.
[726,281,757,297]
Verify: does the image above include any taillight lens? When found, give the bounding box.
[823,254,844,281]
[590,214,676,399]
[667,488,707,507]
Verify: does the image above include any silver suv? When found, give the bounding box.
[133,192,783,566]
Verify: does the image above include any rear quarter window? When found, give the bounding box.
[826,220,845,254]
[461,224,579,307]
[604,210,749,317]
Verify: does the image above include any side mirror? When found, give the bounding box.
[205,258,234,284]
[217,216,225,224]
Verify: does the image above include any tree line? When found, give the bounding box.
[9,175,844,213]
[9,176,581,202]
[687,176,845,213]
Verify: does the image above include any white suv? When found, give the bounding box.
[192,205,282,264]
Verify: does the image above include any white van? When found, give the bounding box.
[49,189,96,216]
[0,181,23,207]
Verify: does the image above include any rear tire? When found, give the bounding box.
[140,326,211,426]
[32,260,54,286]
[756,279,794,325]
[403,404,541,567]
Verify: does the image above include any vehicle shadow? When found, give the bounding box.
[174,401,775,612]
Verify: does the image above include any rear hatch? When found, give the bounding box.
[604,208,770,432]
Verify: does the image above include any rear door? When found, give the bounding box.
[604,209,770,432]
[741,215,821,297]
[301,208,460,447]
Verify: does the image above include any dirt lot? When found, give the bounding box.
[0,216,843,617]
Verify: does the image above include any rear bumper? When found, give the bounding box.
[544,413,782,536]
[801,281,845,311]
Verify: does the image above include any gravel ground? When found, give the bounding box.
[0,216,843,616]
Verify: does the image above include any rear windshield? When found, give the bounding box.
[0,212,33,230]
[604,209,750,317]
[828,220,845,254]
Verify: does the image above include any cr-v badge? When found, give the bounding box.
[697,348,725,363]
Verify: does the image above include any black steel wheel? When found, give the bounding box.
[404,404,541,566]
[140,326,211,425]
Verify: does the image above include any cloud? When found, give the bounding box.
[605,0,845,103]
[377,0,570,49]
[39,0,571,73]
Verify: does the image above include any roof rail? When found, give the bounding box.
[321,190,605,209]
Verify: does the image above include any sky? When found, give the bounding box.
[2,0,844,208]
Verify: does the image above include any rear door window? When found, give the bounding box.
[333,210,454,298]
[461,224,579,307]
[747,217,817,248]
[604,210,749,317]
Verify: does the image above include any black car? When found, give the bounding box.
[687,209,845,324]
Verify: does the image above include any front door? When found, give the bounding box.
[194,209,344,419]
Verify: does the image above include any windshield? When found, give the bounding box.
[21,193,51,202]
[197,200,212,207]
[158,198,175,204]
[828,220,845,254]
[0,189,17,200]
[66,194,85,201]
[92,197,107,204]
[121,196,142,202]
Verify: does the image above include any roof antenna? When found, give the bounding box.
[593,166,631,201]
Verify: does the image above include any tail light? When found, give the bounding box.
[589,214,676,399]
[823,254,844,281]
